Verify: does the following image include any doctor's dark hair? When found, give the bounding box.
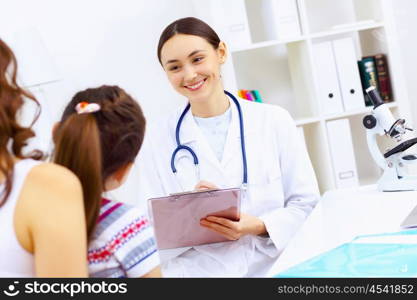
[53,85,146,239]
[157,17,221,64]
[0,39,42,207]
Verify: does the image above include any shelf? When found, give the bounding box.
[230,21,385,54]
[295,116,321,126]
[294,102,398,125]
[201,0,407,195]
[231,36,307,53]
[309,21,385,39]
[324,102,398,121]
[295,102,398,126]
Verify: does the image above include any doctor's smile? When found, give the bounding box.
[184,78,207,91]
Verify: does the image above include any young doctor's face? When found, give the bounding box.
[160,34,225,102]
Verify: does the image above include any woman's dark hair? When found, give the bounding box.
[53,85,146,239]
[0,39,42,207]
[157,17,221,64]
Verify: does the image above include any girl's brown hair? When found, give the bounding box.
[53,85,146,239]
[157,17,221,64]
[0,39,42,207]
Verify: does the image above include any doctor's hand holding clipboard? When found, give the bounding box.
[136,17,320,277]
[195,181,268,241]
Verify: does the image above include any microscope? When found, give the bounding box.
[363,86,417,191]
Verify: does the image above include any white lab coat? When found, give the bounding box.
[136,96,319,277]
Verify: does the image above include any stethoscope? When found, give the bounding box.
[170,90,248,190]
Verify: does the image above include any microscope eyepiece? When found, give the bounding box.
[366,86,384,108]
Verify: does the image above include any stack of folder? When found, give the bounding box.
[358,53,393,106]
[238,89,263,103]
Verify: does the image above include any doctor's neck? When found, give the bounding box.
[189,87,230,118]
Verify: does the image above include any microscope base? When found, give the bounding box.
[377,176,417,192]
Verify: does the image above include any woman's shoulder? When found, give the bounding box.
[17,161,85,252]
[156,106,184,127]
[28,162,82,191]
[241,99,294,124]
[18,162,83,213]
[145,105,187,143]
[20,162,83,216]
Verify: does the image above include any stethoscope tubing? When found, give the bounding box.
[171,90,248,185]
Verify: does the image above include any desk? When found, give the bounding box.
[267,185,417,277]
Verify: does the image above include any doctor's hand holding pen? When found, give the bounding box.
[195,181,267,241]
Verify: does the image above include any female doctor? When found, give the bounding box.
[136,17,320,277]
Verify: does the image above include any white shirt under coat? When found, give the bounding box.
[136,96,320,277]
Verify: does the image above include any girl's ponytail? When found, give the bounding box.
[53,113,103,239]
[54,85,146,241]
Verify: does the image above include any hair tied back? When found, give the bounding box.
[75,102,101,114]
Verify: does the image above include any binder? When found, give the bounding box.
[357,58,375,106]
[326,119,359,188]
[270,0,302,39]
[374,53,393,102]
[251,90,263,103]
[238,90,246,99]
[332,38,365,111]
[244,90,254,101]
[191,0,251,49]
[313,41,344,115]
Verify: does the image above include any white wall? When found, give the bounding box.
[0,0,198,204]
[392,0,417,126]
[0,0,196,119]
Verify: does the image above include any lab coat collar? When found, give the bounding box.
[178,95,254,145]
[222,97,258,168]
[174,101,220,171]
[220,96,242,167]
[175,95,255,169]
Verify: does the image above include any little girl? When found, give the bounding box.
[53,85,160,277]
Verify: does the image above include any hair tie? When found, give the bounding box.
[75,102,101,114]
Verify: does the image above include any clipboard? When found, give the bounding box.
[148,188,241,250]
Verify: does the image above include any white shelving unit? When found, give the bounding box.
[192,0,412,194]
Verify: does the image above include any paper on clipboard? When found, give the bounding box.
[148,187,241,250]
